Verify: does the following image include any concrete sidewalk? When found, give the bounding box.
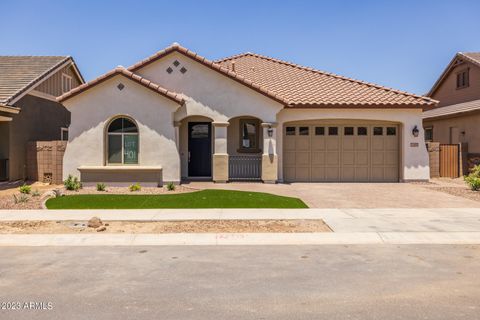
[1,208,480,245]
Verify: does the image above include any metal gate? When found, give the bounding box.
[229,155,262,181]
[439,144,459,178]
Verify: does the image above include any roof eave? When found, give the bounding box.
[0,104,21,114]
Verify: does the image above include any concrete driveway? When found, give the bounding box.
[187,182,480,208]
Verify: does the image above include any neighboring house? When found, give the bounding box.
[423,52,480,167]
[59,43,435,186]
[0,56,84,181]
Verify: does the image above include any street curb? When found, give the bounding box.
[1,232,480,246]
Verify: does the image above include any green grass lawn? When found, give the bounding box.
[45,189,308,209]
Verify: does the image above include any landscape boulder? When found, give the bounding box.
[87,217,103,228]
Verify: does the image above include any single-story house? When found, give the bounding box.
[423,52,480,167]
[59,43,436,186]
[0,56,84,181]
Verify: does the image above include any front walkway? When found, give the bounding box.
[185,181,480,208]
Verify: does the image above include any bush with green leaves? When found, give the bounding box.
[64,175,82,191]
[465,164,480,191]
[96,183,106,192]
[32,189,41,197]
[129,183,141,192]
[166,182,175,191]
[13,193,29,204]
[19,184,31,194]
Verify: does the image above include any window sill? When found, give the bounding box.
[78,165,162,171]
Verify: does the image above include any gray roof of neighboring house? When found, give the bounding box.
[423,98,480,119]
[0,56,83,105]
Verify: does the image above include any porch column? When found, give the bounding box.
[173,121,181,149]
[261,122,278,183]
[212,121,229,183]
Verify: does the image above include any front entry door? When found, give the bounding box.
[188,122,212,177]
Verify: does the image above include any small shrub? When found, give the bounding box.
[13,193,29,204]
[129,183,141,192]
[64,175,82,191]
[166,182,176,191]
[96,183,106,192]
[32,189,41,197]
[19,184,31,194]
[465,165,480,191]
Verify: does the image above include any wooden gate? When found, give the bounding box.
[439,144,459,178]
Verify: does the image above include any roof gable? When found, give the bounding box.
[427,52,480,97]
[57,66,184,105]
[0,56,84,105]
[216,53,436,107]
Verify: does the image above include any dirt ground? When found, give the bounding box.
[0,219,332,234]
[418,178,480,202]
[0,182,198,210]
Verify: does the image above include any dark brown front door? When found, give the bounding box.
[188,122,212,177]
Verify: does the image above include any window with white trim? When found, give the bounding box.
[107,117,139,164]
[62,73,72,93]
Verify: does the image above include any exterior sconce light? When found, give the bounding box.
[412,125,419,138]
[267,126,274,137]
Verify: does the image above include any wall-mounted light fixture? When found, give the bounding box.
[267,126,274,137]
[412,125,419,138]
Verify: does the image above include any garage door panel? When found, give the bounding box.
[311,152,325,165]
[355,167,369,181]
[326,152,340,165]
[296,167,310,181]
[356,152,369,165]
[285,137,296,151]
[284,123,398,182]
[311,167,326,181]
[311,137,326,150]
[296,138,310,151]
[295,152,310,166]
[342,152,355,165]
[326,138,340,150]
[284,152,296,166]
[325,167,340,180]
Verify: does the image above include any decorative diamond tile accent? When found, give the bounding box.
[173,60,180,67]
[166,67,173,74]
[117,83,125,90]
[180,67,187,74]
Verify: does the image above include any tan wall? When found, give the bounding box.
[35,64,82,97]
[227,117,263,156]
[430,61,480,108]
[26,141,66,184]
[423,111,480,153]
[426,142,440,178]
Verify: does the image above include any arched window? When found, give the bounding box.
[107,117,138,164]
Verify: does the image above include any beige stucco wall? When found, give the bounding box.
[424,111,480,153]
[62,74,180,183]
[276,108,430,181]
[133,52,284,123]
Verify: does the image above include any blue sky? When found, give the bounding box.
[1,0,479,95]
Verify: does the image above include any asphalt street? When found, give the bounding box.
[0,245,479,319]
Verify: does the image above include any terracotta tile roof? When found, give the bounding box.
[128,43,290,105]
[0,56,74,104]
[423,98,480,120]
[57,66,184,104]
[216,53,436,107]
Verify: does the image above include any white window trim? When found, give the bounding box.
[60,127,69,141]
[62,73,73,93]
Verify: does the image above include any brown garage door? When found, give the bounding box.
[284,122,399,182]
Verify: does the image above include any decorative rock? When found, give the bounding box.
[87,217,103,228]
[96,226,107,232]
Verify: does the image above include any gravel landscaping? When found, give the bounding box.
[419,178,480,202]
[0,219,331,234]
